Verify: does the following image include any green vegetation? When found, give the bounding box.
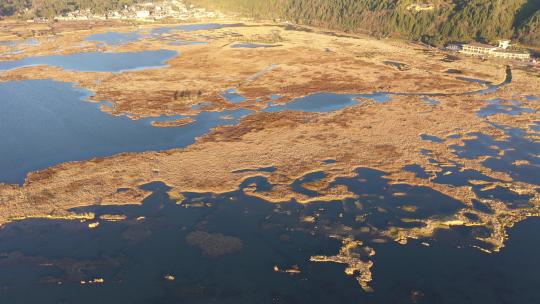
[518,10,540,45]
[0,0,31,17]
[2,0,538,47]
[186,0,540,47]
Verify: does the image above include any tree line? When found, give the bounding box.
[185,0,540,47]
[2,0,538,47]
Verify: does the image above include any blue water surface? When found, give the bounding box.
[0,50,178,72]
[0,79,252,184]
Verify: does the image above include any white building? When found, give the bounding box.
[459,40,530,61]
[498,40,511,49]
[136,10,151,18]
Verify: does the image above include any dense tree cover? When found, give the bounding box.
[0,0,31,17]
[517,8,540,45]
[2,0,538,46]
[186,0,540,46]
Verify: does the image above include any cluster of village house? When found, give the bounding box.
[51,0,221,22]
[447,40,533,61]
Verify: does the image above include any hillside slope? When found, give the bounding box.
[186,0,540,47]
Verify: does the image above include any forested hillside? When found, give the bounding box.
[186,0,540,47]
[1,0,538,47]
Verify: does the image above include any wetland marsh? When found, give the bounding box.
[0,18,538,304]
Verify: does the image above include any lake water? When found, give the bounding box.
[86,31,143,46]
[0,80,252,184]
[260,67,511,114]
[222,88,247,103]
[0,50,178,72]
[0,38,39,47]
[85,23,243,46]
[0,29,537,303]
[477,98,534,118]
[263,92,389,113]
[0,171,538,303]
